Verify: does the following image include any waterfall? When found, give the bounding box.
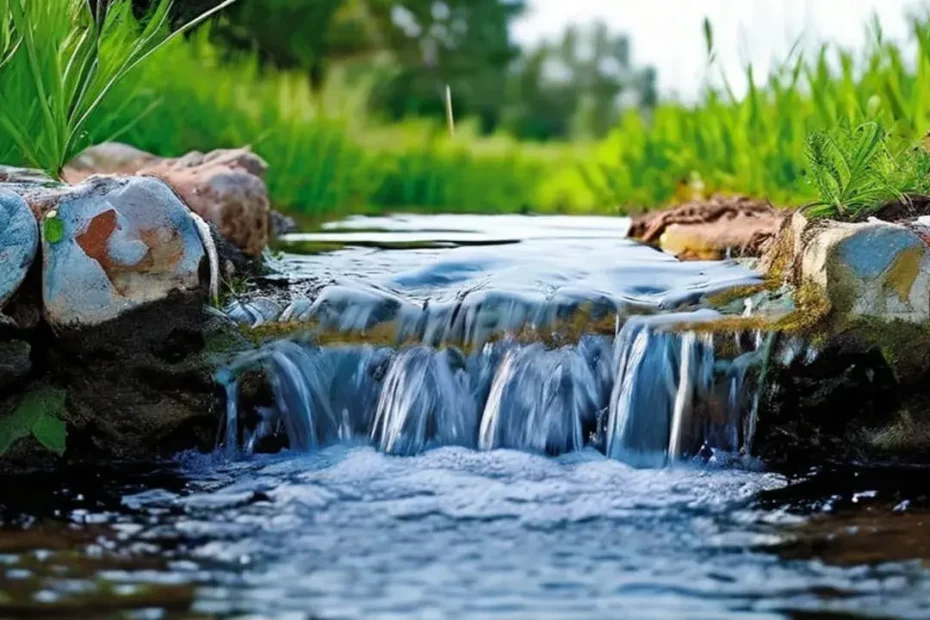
[216,368,240,457]
[478,339,609,455]
[371,347,478,455]
[218,314,768,466]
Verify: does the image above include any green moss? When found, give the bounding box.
[675,278,831,337]
[861,408,930,453]
[838,317,930,384]
[0,387,68,456]
[202,324,250,356]
[43,215,64,244]
[703,282,773,309]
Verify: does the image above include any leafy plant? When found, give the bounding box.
[0,386,67,456]
[0,0,236,179]
[803,123,899,218]
[803,122,930,219]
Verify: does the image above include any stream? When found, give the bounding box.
[2,215,930,618]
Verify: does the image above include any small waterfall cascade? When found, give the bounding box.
[371,347,478,455]
[603,314,763,467]
[217,312,771,466]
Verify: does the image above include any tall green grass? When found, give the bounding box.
[81,32,594,218]
[585,17,930,216]
[5,8,930,220]
[0,0,235,178]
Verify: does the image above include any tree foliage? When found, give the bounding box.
[150,0,655,140]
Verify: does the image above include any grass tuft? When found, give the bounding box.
[0,0,236,179]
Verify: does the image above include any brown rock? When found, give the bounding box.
[62,143,159,182]
[64,143,271,256]
[629,195,786,260]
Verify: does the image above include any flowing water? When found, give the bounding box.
[3,215,930,619]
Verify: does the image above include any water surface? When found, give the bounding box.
[3,214,930,619]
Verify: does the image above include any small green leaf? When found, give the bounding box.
[32,412,67,455]
[43,216,64,244]
[0,387,67,456]
[0,414,30,455]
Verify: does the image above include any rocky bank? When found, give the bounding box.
[4,148,930,471]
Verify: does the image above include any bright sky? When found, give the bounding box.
[513,0,926,101]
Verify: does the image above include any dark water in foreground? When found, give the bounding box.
[2,215,930,618]
[1,451,930,618]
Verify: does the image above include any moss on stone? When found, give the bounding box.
[673,278,831,338]
[702,282,774,309]
[862,408,930,453]
[834,317,930,384]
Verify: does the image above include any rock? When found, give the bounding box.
[270,209,298,237]
[64,143,271,256]
[0,340,31,391]
[0,190,39,310]
[25,176,206,329]
[763,211,930,323]
[0,165,56,185]
[142,150,270,257]
[629,195,785,260]
[61,143,159,181]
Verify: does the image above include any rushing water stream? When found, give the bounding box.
[3,215,930,618]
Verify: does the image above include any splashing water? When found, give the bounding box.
[216,214,776,467]
[218,311,767,466]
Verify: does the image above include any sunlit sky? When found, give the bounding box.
[514,0,926,100]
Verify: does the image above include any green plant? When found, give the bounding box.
[587,15,930,214]
[0,386,67,456]
[803,122,930,219]
[0,0,235,179]
[803,123,898,218]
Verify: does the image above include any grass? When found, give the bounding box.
[803,122,930,219]
[0,0,234,179]
[5,8,930,220]
[77,33,596,218]
[585,16,930,218]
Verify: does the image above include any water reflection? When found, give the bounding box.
[1,453,930,618]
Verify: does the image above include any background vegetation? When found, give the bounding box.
[3,1,930,220]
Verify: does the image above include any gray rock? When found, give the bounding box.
[32,176,206,328]
[0,340,31,391]
[765,211,930,322]
[270,210,298,237]
[0,165,56,185]
[0,190,39,310]
[64,143,271,256]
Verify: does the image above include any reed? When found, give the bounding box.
[0,0,235,179]
[5,6,930,220]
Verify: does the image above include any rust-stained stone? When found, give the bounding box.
[64,143,270,256]
[27,176,206,328]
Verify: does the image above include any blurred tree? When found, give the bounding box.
[190,0,524,127]
[122,1,655,140]
[364,0,525,132]
[503,22,657,140]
